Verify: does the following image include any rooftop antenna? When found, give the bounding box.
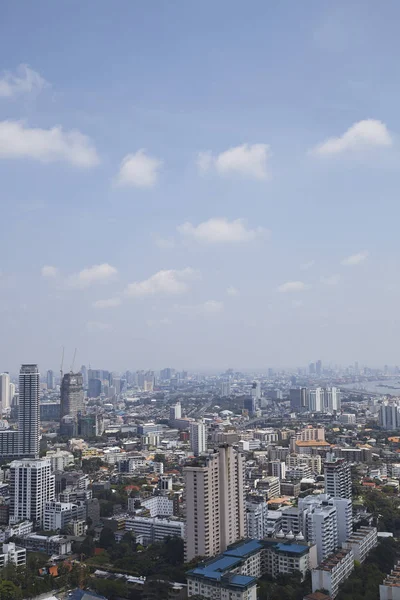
[60,346,65,383]
[70,348,77,373]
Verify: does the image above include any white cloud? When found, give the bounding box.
[320,274,341,286]
[0,120,99,167]
[86,321,113,332]
[115,150,162,188]
[278,281,309,293]
[155,237,176,249]
[0,64,48,98]
[126,268,197,298]
[175,300,224,316]
[67,263,118,289]
[41,265,58,278]
[300,260,315,271]
[311,119,393,156]
[227,286,239,296]
[178,217,265,244]
[341,251,369,266]
[93,297,121,309]
[198,143,270,180]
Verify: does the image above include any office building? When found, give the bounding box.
[184,445,245,561]
[9,458,55,527]
[18,364,40,458]
[60,372,84,421]
[308,388,323,412]
[324,458,352,500]
[189,420,206,456]
[80,365,88,387]
[0,374,10,413]
[316,360,322,376]
[43,500,82,531]
[289,388,307,413]
[88,378,102,398]
[125,516,184,543]
[46,370,55,390]
[220,381,231,397]
[323,387,341,412]
[270,461,286,480]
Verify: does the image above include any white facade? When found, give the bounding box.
[0,374,10,413]
[312,548,354,598]
[379,401,400,430]
[45,449,74,472]
[43,501,78,531]
[380,562,400,600]
[140,496,174,517]
[324,458,352,499]
[246,497,269,538]
[10,458,55,527]
[125,516,184,543]
[342,526,377,563]
[184,445,245,561]
[169,402,181,422]
[0,542,26,568]
[189,421,207,456]
[286,453,322,474]
[270,461,286,480]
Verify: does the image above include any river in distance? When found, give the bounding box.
[341,378,400,395]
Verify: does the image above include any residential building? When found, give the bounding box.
[311,549,354,598]
[189,421,207,456]
[184,445,245,561]
[45,448,74,471]
[246,496,269,539]
[340,413,356,425]
[324,458,352,499]
[43,501,83,531]
[0,542,26,568]
[379,402,400,430]
[136,496,174,518]
[270,461,286,480]
[342,526,377,563]
[169,402,181,423]
[290,388,307,413]
[9,458,55,527]
[380,562,400,600]
[18,364,40,458]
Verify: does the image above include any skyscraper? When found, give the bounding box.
[80,365,88,387]
[324,458,352,499]
[9,458,55,527]
[184,445,245,561]
[46,370,54,390]
[290,387,308,413]
[316,360,322,376]
[60,372,84,420]
[169,402,181,423]
[0,373,10,413]
[189,421,206,456]
[18,365,40,459]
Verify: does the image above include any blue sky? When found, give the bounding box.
[1,0,400,372]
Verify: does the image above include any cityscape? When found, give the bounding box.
[2,2,400,600]
[0,362,396,599]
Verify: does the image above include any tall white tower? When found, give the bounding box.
[0,373,10,413]
[9,458,55,527]
[18,364,40,459]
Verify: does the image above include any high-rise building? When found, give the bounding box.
[18,365,40,459]
[324,458,352,499]
[379,401,400,430]
[80,365,88,387]
[220,381,231,397]
[0,373,10,413]
[160,368,173,381]
[308,388,323,412]
[309,363,316,375]
[289,388,307,413]
[323,387,341,412]
[246,495,269,539]
[270,460,286,480]
[9,383,15,407]
[88,378,102,398]
[169,402,181,423]
[184,445,245,561]
[189,421,207,456]
[9,458,55,527]
[60,373,84,420]
[46,370,54,390]
[316,360,322,376]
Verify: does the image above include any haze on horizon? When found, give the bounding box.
[1,1,399,372]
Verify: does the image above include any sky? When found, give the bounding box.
[1,0,400,372]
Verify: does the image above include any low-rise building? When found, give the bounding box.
[16,534,71,555]
[342,526,377,563]
[125,516,185,543]
[311,549,354,598]
[0,542,26,568]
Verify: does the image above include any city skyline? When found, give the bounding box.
[1,2,400,369]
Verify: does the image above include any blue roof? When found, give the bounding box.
[275,542,308,555]
[189,555,242,579]
[225,539,263,558]
[229,575,256,587]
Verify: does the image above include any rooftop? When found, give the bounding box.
[314,549,353,572]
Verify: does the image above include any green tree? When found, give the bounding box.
[99,526,116,550]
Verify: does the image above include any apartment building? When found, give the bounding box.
[342,526,377,563]
[311,548,354,598]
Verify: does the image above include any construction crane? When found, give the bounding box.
[70,348,77,373]
[60,346,64,383]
